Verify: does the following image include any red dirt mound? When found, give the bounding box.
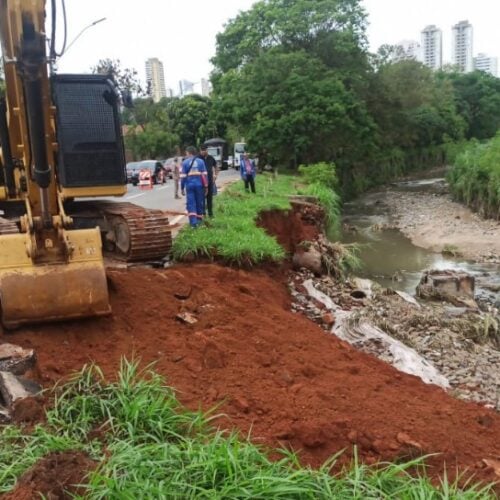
[3,265,500,486]
[3,451,95,499]
[257,202,322,253]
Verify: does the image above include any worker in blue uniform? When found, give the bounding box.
[181,146,208,227]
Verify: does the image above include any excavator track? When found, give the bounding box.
[0,217,19,235]
[68,201,172,262]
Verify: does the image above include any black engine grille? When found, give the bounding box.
[51,74,126,188]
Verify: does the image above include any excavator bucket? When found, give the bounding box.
[0,228,111,329]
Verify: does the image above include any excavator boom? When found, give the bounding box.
[0,0,111,328]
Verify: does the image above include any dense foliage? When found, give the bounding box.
[90,0,500,197]
[122,94,224,159]
[210,0,500,196]
[0,361,494,498]
[448,134,500,218]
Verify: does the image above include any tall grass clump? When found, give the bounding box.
[298,162,341,230]
[448,133,500,218]
[0,360,495,498]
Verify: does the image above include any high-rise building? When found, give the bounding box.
[474,53,498,77]
[200,78,212,97]
[145,58,167,102]
[179,79,195,97]
[452,20,473,73]
[421,25,442,70]
[393,40,421,62]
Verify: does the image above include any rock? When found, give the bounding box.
[176,312,198,325]
[233,396,250,413]
[174,286,192,300]
[417,270,476,306]
[396,432,422,450]
[0,371,38,407]
[482,458,500,478]
[321,312,336,327]
[292,248,323,275]
[0,344,36,375]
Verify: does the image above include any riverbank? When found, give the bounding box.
[3,263,500,492]
[2,175,500,495]
[385,184,500,263]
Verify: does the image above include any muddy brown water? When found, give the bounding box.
[341,178,500,304]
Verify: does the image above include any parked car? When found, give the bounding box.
[126,161,140,184]
[126,160,166,186]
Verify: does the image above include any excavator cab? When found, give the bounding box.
[0,0,127,328]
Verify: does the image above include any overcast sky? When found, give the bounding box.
[53,0,500,90]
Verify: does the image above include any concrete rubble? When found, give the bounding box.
[417,269,477,308]
[0,343,41,423]
[289,268,500,410]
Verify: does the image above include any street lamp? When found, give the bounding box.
[63,17,107,55]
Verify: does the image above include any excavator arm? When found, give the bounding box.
[0,0,110,328]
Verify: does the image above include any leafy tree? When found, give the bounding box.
[122,95,224,158]
[212,0,368,75]
[441,70,500,140]
[122,97,169,130]
[214,49,374,168]
[91,58,145,97]
[353,59,466,190]
[166,94,223,148]
[125,124,179,159]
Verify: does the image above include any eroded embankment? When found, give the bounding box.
[3,260,500,486]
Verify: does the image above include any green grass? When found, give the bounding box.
[173,164,343,265]
[172,174,298,265]
[448,133,500,218]
[0,360,495,498]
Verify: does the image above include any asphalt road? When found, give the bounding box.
[96,168,240,226]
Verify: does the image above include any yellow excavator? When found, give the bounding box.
[0,0,171,328]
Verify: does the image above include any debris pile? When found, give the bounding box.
[0,344,42,423]
[288,269,500,409]
[417,269,477,308]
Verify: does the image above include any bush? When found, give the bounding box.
[298,162,341,229]
[298,162,338,190]
[448,133,500,218]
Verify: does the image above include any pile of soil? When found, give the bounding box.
[257,201,322,254]
[4,451,95,499]
[3,264,500,486]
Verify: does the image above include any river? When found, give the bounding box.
[341,177,500,305]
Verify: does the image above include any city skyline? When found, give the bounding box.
[392,19,497,76]
[145,57,167,102]
[46,1,500,85]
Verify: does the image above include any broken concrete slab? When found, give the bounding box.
[417,270,477,307]
[0,343,36,375]
[0,371,35,407]
[176,312,198,325]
